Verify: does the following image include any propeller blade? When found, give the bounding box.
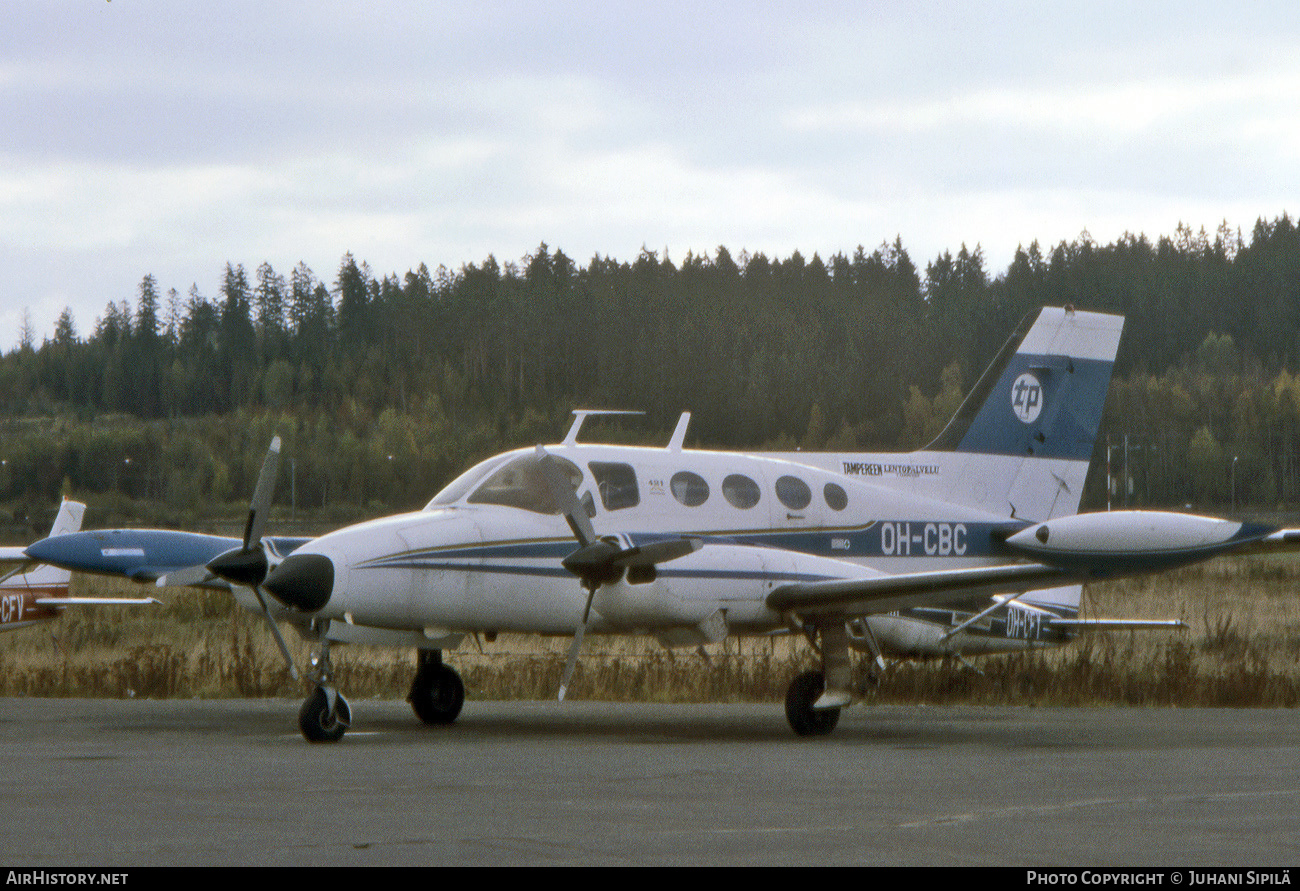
[243,436,282,550]
[181,436,299,682]
[250,584,299,681]
[557,624,585,702]
[558,585,598,701]
[536,444,702,702]
[535,446,596,547]
[208,436,282,589]
[155,564,217,588]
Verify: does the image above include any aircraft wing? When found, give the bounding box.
[36,596,162,607]
[1047,618,1186,630]
[767,562,1076,618]
[769,514,1300,621]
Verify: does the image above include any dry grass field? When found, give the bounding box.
[1,556,1298,707]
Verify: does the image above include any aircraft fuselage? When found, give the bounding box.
[279,443,1034,643]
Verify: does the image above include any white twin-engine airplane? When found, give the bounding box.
[0,500,158,633]
[25,306,1295,741]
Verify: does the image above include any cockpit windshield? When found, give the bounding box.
[424,454,513,510]
[461,453,585,514]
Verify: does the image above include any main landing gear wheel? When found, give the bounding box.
[408,650,465,725]
[299,685,352,743]
[785,670,841,737]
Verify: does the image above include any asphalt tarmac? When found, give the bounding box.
[1,698,1297,867]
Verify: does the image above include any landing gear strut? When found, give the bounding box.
[408,649,465,725]
[297,631,351,743]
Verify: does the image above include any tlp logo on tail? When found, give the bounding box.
[1011,372,1043,424]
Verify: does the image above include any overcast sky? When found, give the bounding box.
[3,1,1298,349]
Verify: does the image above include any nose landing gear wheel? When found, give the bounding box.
[299,686,352,743]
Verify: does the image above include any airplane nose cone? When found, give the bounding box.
[263,554,334,612]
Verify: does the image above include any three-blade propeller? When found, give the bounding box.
[534,446,701,700]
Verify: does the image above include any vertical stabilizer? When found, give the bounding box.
[49,500,86,538]
[21,500,85,591]
[928,307,1123,462]
[780,306,1123,520]
[0,500,86,631]
[909,306,1124,521]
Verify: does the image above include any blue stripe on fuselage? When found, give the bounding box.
[364,560,831,586]
[726,521,1024,560]
[353,521,1026,580]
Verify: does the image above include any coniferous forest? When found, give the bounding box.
[2,215,1300,530]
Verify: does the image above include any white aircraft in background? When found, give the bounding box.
[28,307,1291,741]
[0,500,157,632]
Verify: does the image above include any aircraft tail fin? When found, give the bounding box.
[49,500,86,538]
[26,500,86,590]
[0,501,86,629]
[923,306,1123,521]
[928,306,1123,461]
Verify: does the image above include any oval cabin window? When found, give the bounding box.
[775,475,812,511]
[670,471,710,507]
[722,474,761,509]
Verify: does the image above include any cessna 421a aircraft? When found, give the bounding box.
[0,500,157,632]
[24,306,1294,741]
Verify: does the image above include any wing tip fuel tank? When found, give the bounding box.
[1004,511,1274,573]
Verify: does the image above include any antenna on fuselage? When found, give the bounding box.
[667,412,691,451]
[562,410,645,446]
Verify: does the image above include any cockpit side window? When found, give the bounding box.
[466,453,584,514]
[589,462,640,511]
